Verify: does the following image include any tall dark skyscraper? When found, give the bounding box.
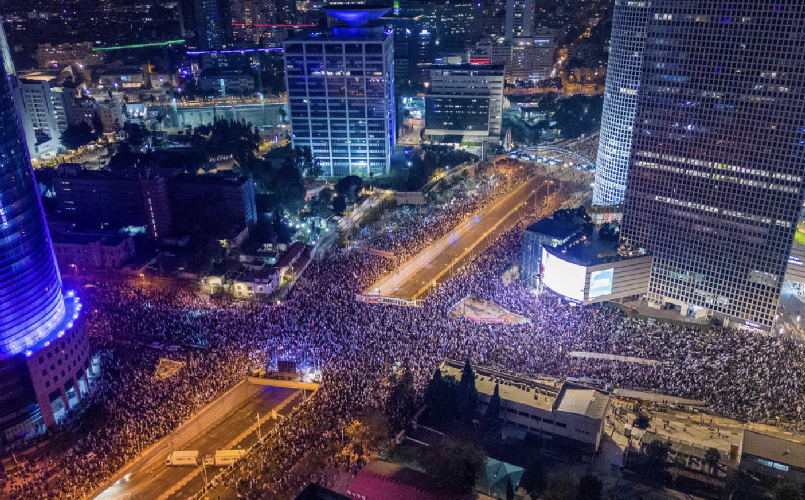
[195,0,228,49]
[0,51,94,440]
[620,1,805,329]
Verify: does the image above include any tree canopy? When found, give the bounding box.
[60,122,97,151]
[423,438,485,495]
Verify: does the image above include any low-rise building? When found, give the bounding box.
[53,233,135,270]
[197,70,255,95]
[738,430,805,486]
[72,102,124,133]
[440,360,610,455]
[521,209,652,305]
[233,268,280,299]
[275,241,306,280]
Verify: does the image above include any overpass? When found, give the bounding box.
[508,145,596,170]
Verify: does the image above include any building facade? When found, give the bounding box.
[0,51,93,440]
[508,35,556,82]
[592,0,652,206]
[55,164,254,239]
[621,1,805,329]
[53,234,136,271]
[425,64,504,141]
[284,8,395,177]
[503,0,533,40]
[195,0,228,50]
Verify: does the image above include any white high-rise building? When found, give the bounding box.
[592,0,652,206]
[283,7,395,177]
[425,64,504,140]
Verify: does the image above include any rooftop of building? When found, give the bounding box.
[528,207,638,267]
[322,6,392,26]
[347,460,462,500]
[237,267,279,284]
[526,217,582,240]
[172,172,250,186]
[544,233,622,268]
[440,360,558,412]
[429,63,505,72]
[286,25,390,42]
[275,241,306,269]
[52,233,130,246]
[555,384,609,420]
[741,430,805,470]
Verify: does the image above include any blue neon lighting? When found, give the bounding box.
[0,55,67,359]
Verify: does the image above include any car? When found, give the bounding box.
[146,342,165,350]
[166,345,182,352]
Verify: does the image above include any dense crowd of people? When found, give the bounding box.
[5,165,805,498]
[356,164,531,266]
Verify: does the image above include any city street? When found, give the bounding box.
[366,176,568,300]
[94,383,301,500]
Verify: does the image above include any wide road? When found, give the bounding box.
[366,176,568,300]
[94,382,300,500]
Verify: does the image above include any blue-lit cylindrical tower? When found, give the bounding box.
[0,70,65,358]
[591,0,652,206]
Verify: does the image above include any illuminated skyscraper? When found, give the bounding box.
[504,0,533,39]
[283,7,395,177]
[0,51,93,441]
[195,0,228,49]
[621,1,805,330]
[592,0,651,206]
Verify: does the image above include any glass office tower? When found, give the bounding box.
[0,53,93,439]
[283,7,395,177]
[592,0,652,206]
[620,1,805,329]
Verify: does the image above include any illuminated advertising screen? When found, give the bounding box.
[588,268,614,299]
[541,248,585,302]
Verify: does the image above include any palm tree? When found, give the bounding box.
[672,454,685,483]
[704,448,721,487]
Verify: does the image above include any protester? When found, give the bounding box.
[5,169,804,498]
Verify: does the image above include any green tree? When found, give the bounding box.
[268,161,307,215]
[519,458,547,498]
[485,383,501,419]
[335,175,363,203]
[60,123,96,151]
[456,360,479,423]
[776,482,804,500]
[332,194,347,215]
[704,447,721,485]
[644,440,671,479]
[423,438,485,494]
[345,410,389,464]
[543,475,577,500]
[424,369,459,426]
[122,122,150,152]
[92,112,104,134]
[575,474,603,500]
[633,413,650,429]
[386,368,416,431]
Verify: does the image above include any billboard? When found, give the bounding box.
[541,248,585,302]
[588,268,615,299]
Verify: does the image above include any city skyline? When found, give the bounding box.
[5,1,805,499]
